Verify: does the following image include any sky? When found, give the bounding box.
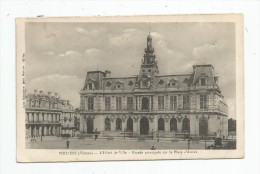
[25,22,236,118]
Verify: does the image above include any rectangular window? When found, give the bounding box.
[127,97,133,110]
[158,96,164,110]
[200,94,207,110]
[105,97,111,111]
[170,96,177,110]
[116,97,122,111]
[183,95,190,110]
[88,97,94,110]
[200,78,206,86]
[89,83,93,90]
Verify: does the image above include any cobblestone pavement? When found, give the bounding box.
[26,136,218,150]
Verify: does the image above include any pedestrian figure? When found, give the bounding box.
[151,146,156,150]
[41,135,42,141]
[66,139,70,149]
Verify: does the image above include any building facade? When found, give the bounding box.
[60,101,78,137]
[79,34,228,138]
[25,90,76,138]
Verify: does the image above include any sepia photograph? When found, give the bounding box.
[16,14,244,162]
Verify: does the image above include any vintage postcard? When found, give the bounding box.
[16,14,244,162]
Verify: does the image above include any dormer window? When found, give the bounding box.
[159,79,164,85]
[128,81,133,86]
[106,81,111,87]
[214,76,218,84]
[89,83,93,90]
[117,85,121,89]
[200,77,206,86]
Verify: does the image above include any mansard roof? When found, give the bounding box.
[192,64,218,86]
[26,91,74,107]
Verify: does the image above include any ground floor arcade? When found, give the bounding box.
[25,123,61,138]
[79,113,228,138]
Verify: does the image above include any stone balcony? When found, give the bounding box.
[79,107,228,115]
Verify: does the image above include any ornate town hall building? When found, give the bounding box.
[79,34,228,138]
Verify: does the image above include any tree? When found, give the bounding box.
[228,118,236,132]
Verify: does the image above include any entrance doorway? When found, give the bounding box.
[158,118,165,131]
[199,118,208,136]
[105,118,111,131]
[170,118,177,131]
[87,117,94,133]
[140,117,149,135]
[127,118,133,131]
[116,118,122,131]
[182,118,190,133]
[142,97,149,110]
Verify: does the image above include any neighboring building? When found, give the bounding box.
[25,90,75,138]
[60,100,77,137]
[79,34,228,138]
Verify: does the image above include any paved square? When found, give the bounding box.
[26,136,218,150]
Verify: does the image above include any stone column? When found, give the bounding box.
[133,117,138,134]
[165,119,170,132]
[177,119,182,132]
[111,118,116,131]
[139,96,141,110]
[122,120,127,132]
[149,96,151,110]
[29,126,32,137]
[43,126,46,136]
[39,126,42,136]
[136,118,140,135]
[99,116,104,132]
[33,126,37,136]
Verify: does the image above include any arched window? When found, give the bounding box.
[105,118,111,131]
[182,118,190,133]
[116,118,122,131]
[127,118,133,131]
[158,118,165,131]
[170,118,177,131]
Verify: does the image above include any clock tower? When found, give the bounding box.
[137,33,159,88]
